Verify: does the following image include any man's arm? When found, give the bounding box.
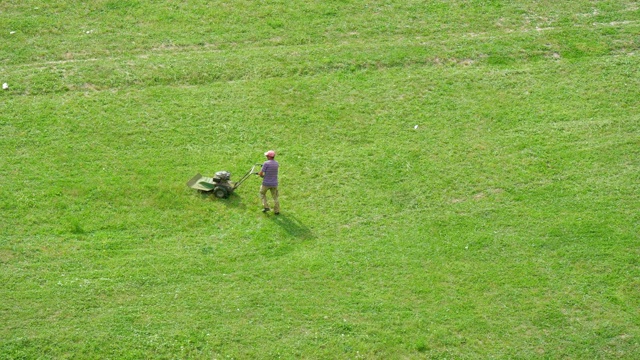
[258,162,268,177]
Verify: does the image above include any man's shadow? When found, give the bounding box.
[197,191,312,239]
[269,214,314,240]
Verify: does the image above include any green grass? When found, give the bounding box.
[1,0,639,358]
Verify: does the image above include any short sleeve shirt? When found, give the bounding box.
[261,159,279,186]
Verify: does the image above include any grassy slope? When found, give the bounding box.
[1,0,639,358]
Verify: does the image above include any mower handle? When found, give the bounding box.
[233,163,263,189]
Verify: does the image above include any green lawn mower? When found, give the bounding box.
[187,163,262,198]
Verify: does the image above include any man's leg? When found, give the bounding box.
[260,185,270,210]
[270,187,280,213]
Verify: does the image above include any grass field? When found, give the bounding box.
[1,0,640,358]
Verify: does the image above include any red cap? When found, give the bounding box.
[264,150,276,158]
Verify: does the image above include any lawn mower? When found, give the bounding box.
[187,163,262,198]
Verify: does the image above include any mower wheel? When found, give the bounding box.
[213,186,229,199]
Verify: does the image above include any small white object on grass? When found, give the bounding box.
[2,83,8,90]
[10,31,16,35]
[414,125,418,129]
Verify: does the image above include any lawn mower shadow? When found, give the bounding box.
[270,214,314,240]
[197,190,248,210]
[219,193,248,210]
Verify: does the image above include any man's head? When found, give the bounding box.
[264,150,276,159]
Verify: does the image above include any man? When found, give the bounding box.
[258,150,280,214]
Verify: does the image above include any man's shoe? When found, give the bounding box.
[274,212,280,215]
[262,208,270,213]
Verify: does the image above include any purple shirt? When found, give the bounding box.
[261,159,279,186]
